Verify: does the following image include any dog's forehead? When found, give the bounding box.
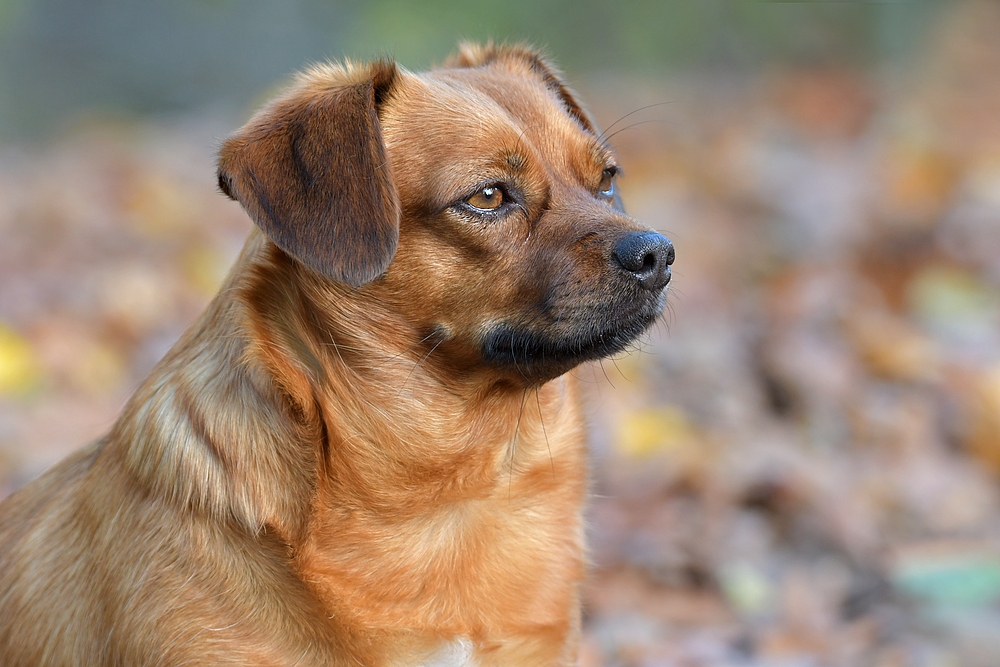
[428,67,582,133]
[383,67,600,168]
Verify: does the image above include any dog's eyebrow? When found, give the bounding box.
[589,140,618,168]
[506,153,526,172]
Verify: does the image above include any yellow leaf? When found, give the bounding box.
[0,323,42,396]
[616,406,694,458]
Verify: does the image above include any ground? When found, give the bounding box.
[3,7,1000,666]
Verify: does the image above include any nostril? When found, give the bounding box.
[613,231,674,291]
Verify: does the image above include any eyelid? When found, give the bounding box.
[461,180,505,201]
[452,181,526,218]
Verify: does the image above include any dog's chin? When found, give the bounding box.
[481,293,665,383]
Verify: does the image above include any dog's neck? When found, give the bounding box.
[105,231,588,644]
[108,231,584,545]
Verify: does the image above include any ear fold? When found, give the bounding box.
[218,60,400,287]
[446,42,597,136]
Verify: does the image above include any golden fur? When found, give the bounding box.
[0,43,671,666]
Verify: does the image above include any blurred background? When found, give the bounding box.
[2,1,1000,665]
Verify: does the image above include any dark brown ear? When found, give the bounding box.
[217,60,400,287]
[446,42,597,136]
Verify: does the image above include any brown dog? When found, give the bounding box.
[0,43,672,666]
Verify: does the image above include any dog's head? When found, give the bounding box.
[218,44,672,385]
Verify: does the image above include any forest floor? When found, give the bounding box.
[3,6,1000,666]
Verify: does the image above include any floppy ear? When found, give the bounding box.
[217,60,400,287]
[446,42,597,136]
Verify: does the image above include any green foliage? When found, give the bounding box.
[0,0,943,138]
[344,0,941,73]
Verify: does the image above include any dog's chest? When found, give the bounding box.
[409,637,476,667]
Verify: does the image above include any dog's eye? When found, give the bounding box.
[466,185,505,211]
[598,168,616,198]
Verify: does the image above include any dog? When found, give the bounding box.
[0,43,672,666]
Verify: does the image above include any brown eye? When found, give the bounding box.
[466,185,504,211]
[598,168,616,197]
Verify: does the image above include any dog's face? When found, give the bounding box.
[218,45,672,384]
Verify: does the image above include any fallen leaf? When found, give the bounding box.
[0,323,43,396]
[615,405,696,458]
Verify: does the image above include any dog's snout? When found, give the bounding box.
[613,232,673,291]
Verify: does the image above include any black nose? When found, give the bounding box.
[613,231,673,291]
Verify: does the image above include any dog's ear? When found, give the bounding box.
[217,60,400,287]
[446,42,597,136]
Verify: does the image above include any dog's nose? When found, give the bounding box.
[613,231,673,291]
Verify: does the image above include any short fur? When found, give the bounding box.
[0,43,670,666]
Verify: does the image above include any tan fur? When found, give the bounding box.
[0,44,668,666]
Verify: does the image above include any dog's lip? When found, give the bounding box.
[481,290,665,371]
[550,287,667,333]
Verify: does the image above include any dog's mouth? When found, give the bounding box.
[480,291,665,381]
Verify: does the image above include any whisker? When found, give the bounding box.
[598,358,615,389]
[380,329,441,367]
[510,328,530,383]
[597,101,676,143]
[604,119,672,143]
[534,387,555,477]
[509,388,529,499]
[609,355,630,382]
[396,333,444,395]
